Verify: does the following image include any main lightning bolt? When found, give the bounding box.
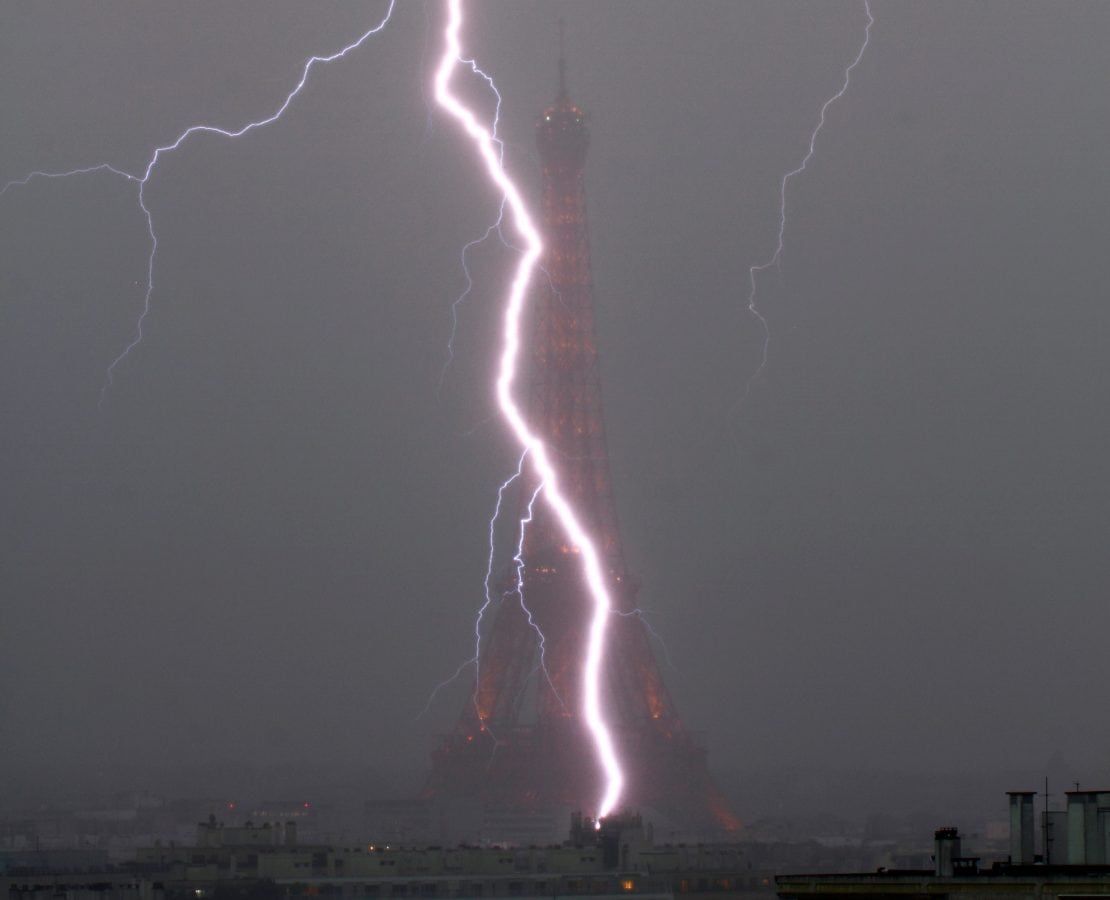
[438,51,508,394]
[1,1,397,404]
[433,0,624,820]
[743,0,874,395]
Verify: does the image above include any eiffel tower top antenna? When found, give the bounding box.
[557,18,567,99]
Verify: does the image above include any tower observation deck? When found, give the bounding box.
[423,60,738,840]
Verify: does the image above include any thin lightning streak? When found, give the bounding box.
[1,0,398,403]
[415,449,527,722]
[439,198,508,394]
[0,164,137,193]
[441,225,559,405]
[510,663,547,712]
[438,55,507,394]
[437,49,509,392]
[457,413,496,438]
[460,60,506,166]
[475,455,527,714]
[441,202,556,397]
[412,652,472,727]
[437,56,562,394]
[104,187,158,407]
[418,458,562,722]
[615,608,679,673]
[506,480,565,711]
[416,656,476,723]
[433,0,624,820]
[742,0,874,397]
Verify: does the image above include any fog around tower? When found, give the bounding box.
[2,0,1110,818]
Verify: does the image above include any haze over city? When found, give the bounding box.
[2,0,1109,825]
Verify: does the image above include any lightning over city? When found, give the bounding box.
[7,0,1084,861]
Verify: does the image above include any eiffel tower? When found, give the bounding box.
[424,54,738,839]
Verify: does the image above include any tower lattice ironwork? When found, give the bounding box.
[424,65,738,836]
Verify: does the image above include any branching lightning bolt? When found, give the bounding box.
[438,53,509,394]
[0,0,398,404]
[441,208,566,396]
[742,0,874,397]
[505,478,567,712]
[439,199,508,394]
[421,464,566,731]
[433,0,624,820]
[416,450,521,723]
[436,55,560,398]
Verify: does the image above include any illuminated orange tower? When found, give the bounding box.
[424,57,737,837]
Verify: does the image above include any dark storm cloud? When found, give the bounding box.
[2,1,1109,802]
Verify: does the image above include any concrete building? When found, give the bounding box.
[127,812,772,900]
[1064,790,1110,865]
[4,871,163,900]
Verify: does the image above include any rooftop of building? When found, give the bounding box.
[779,863,1110,882]
[777,787,1110,897]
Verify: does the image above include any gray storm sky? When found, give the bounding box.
[2,1,1109,800]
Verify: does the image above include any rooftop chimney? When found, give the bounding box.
[934,827,961,877]
[1008,792,1035,865]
